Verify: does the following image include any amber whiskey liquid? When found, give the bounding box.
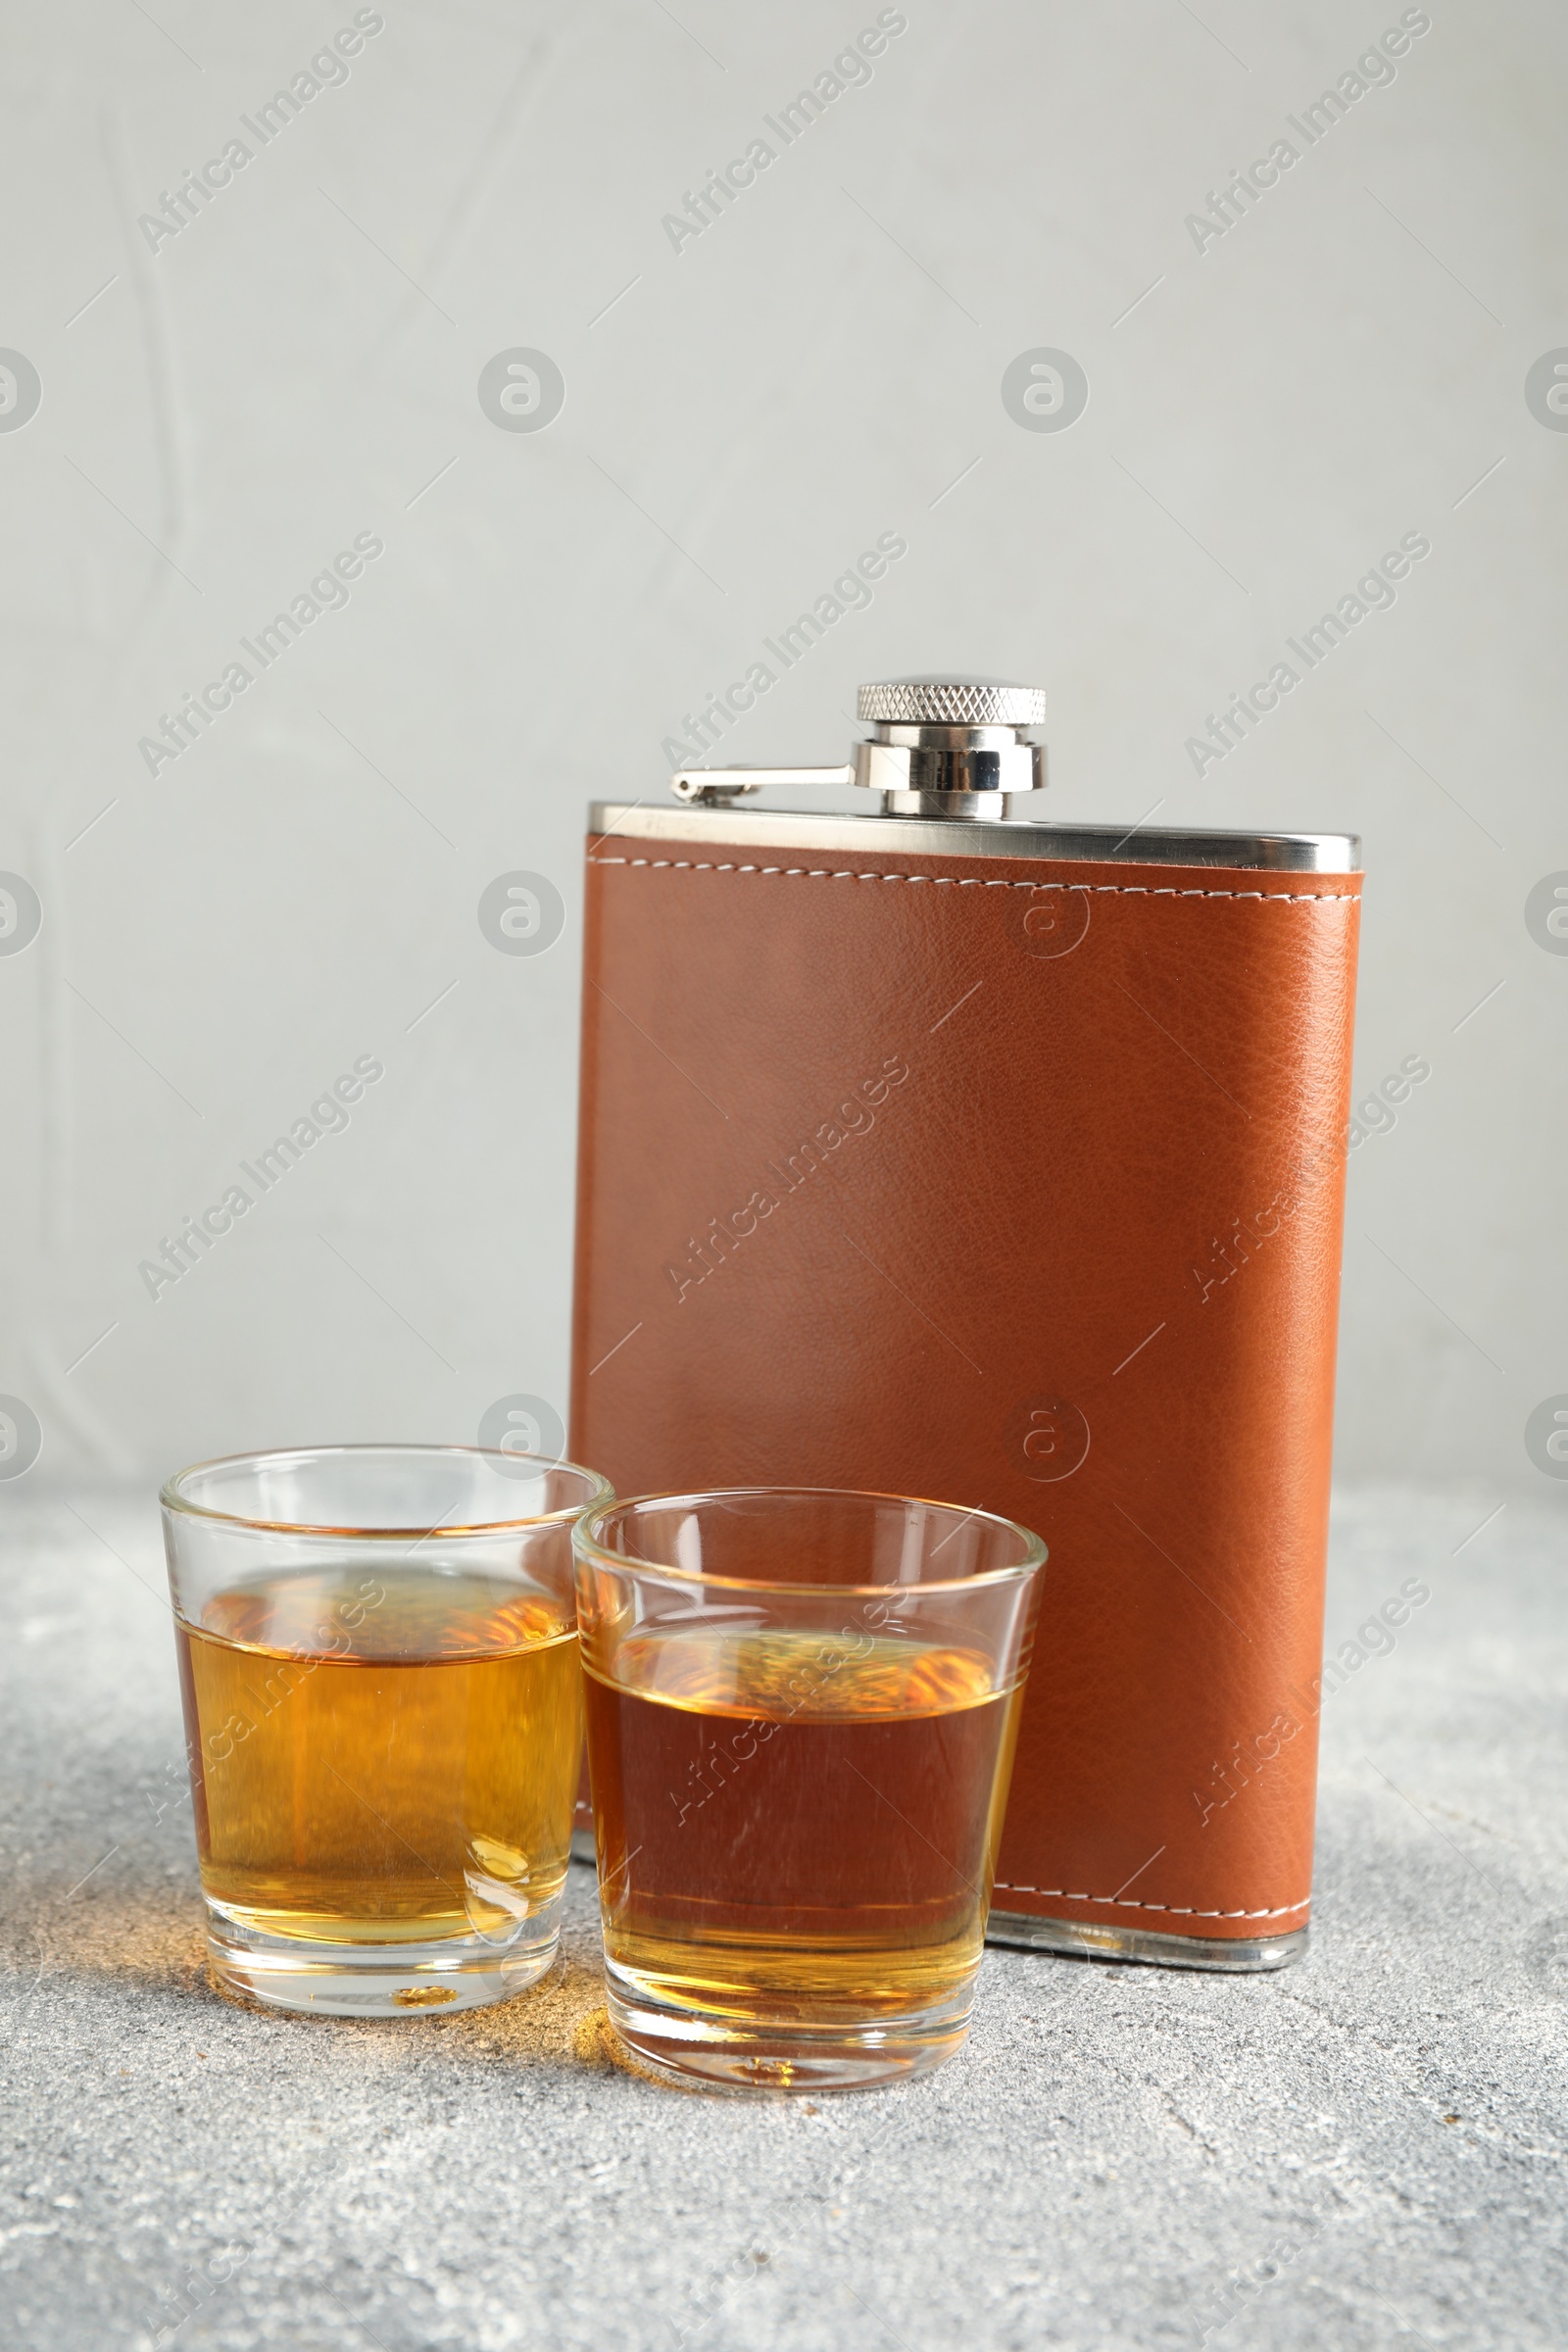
[585,1626,1022,2078]
[175,1562,581,1957]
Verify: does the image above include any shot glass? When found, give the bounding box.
[573,1486,1047,2091]
[162,1445,612,2017]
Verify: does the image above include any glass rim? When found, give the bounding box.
[159,1443,613,1539]
[571,1483,1048,1597]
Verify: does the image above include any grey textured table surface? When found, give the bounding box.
[3,1484,1564,2352]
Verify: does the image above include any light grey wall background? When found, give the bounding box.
[2,0,1564,1505]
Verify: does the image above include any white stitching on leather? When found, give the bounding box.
[587,857,1357,902]
[990,1885,1311,1917]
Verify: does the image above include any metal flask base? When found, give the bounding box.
[985,1909,1309,1973]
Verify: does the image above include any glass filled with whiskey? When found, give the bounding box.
[162,1445,612,2017]
[573,1486,1047,2091]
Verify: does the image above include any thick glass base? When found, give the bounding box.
[986,1909,1309,1972]
[205,1899,562,2017]
[604,1959,972,2092]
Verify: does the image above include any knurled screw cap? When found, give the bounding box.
[857,680,1047,727]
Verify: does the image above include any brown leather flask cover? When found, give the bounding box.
[569,831,1361,1943]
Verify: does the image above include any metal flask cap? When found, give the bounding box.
[671,676,1049,820]
[856,678,1048,729]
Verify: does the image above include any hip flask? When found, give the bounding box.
[569,680,1361,1970]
